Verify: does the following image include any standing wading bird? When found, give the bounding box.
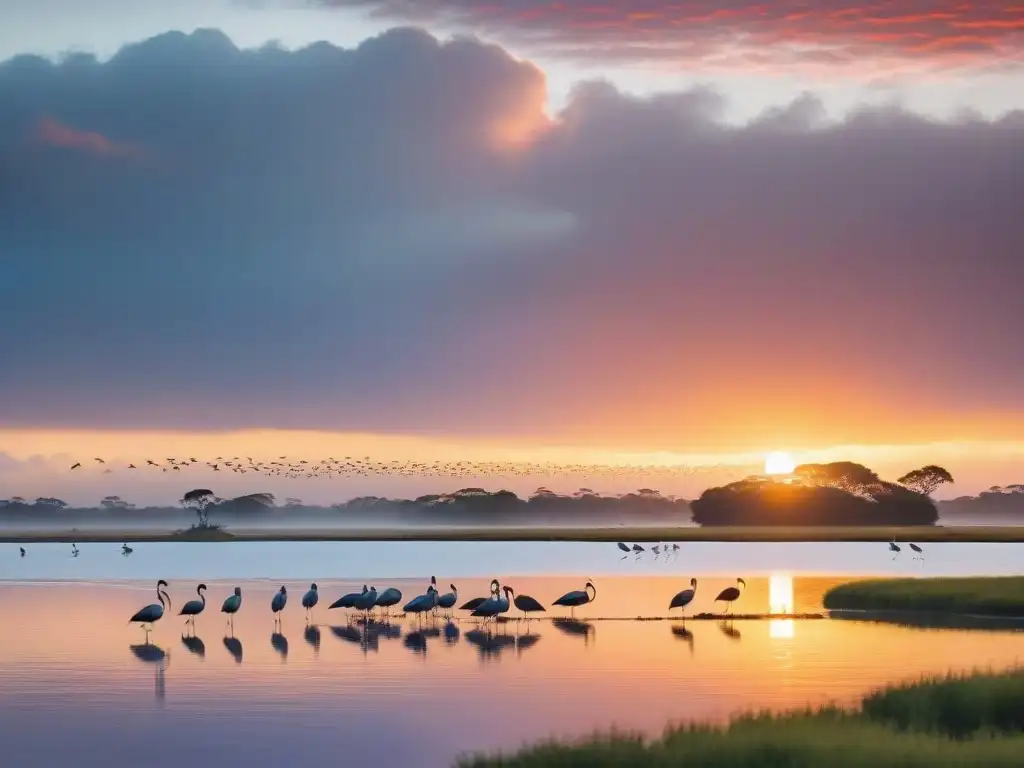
[909,542,924,561]
[302,583,319,622]
[271,586,288,627]
[403,584,438,620]
[71,542,80,558]
[616,542,630,559]
[329,585,366,612]
[19,548,25,557]
[436,583,458,618]
[472,585,512,626]
[121,543,133,556]
[714,578,745,614]
[353,585,378,622]
[461,579,500,612]
[510,587,545,622]
[889,539,901,560]
[374,587,403,621]
[553,580,597,619]
[179,584,207,629]
[669,578,698,620]
[221,587,242,630]
[130,580,171,638]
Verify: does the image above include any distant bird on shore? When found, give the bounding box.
[714,578,745,614]
[888,539,901,560]
[222,587,242,629]
[616,542,630,553]
[302,583,319,621]
[130,579,170,637]
[631,544,644,554]
[121,543,133,556]
[670,578,698,619]
[19,547,25,557]
[179,584,207,628]
[71,542,79,558]
[553,580,597,618]
[271,586,288,626]
[909,542,924,561]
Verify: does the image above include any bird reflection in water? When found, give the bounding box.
[443,621,460,646]
[552,618,595,646]
[404,626,440,656]
[304,624,322,655]
[181,633,206,659]
[130,643,168,703]
[671,625,695,656]
[223,636,243,664]
[515,632,541,657]
[271,632,289,662]
[465,629,515,661]
[331,620,400,655]
[719,619,741,641]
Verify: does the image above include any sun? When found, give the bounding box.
[764,451,796,476]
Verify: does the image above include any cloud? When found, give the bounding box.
[36,116,140,157]
[1,27,1022,452]
[328,0,1024,72]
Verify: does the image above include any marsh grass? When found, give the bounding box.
[824,577,1024,617]
[459,669,1024,767]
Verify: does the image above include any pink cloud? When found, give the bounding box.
[36,116,140,157]
[328,0,1024,72]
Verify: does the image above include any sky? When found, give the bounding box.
[1,0,1022,504]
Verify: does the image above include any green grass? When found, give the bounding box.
[6,524,1024,544]
[823,577,1024,617]
[459,669,1024,767]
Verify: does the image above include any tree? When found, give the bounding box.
[181,488,216,527]
[33,497,68,511]
[898,465,954,497]
[794,462,881,496]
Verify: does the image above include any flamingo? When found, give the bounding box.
[669,578,698,620]
[510,587,545,622]
[375,587,403,620]
[553,580,596,619]
[436,583,458,618]
[221,587,242,630]
[472,585,512,626]
[714,578,745,614]
[461,579,500,612]
[130,580,170,638]
[179,583,207,629]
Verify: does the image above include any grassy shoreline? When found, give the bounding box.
[459,668,1024,767]
[3,524,1024,544]
[824,577,1024,617]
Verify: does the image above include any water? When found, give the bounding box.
[1,541,1023,767]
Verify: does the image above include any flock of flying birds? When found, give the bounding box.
[129,572,749,638]
[66,454,740,484]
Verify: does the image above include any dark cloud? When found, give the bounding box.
[1,28,1022,450]
[326,1,1024,69]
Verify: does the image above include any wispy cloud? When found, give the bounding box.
[328,0,1024,72]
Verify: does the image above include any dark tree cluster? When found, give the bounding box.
[938,485,1024,519]
[691,462,950,526]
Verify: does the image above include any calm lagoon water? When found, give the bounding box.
[1,541,1022,767]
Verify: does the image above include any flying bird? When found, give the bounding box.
[70,463,81,471]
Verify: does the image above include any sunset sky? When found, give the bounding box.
[1,0,1022,504]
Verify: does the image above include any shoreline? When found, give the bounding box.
[4,524,1024,544]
